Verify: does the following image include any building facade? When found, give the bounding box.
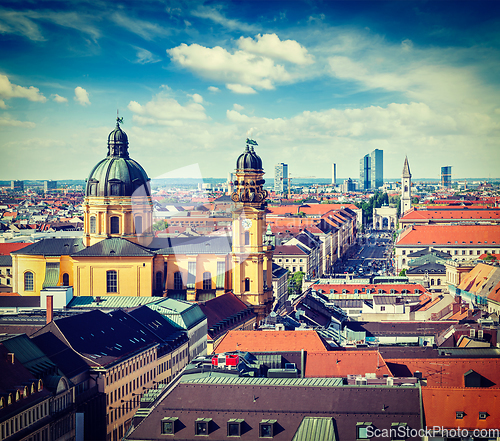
[370,149,383,189]
[441,166,452,188]
[274,163,288,195]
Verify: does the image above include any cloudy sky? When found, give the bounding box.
[1,0,499,182]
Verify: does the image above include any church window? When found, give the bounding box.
[107,270,118,293]
[156,272,163,291]
[174,272,183,290]
[62,273,69,286]
[90,216,96,234]
[244,278,250,292]
[404,186,408,192]
[244,231,250,246]
[203,272,212,290]
[431,279,435,286]
[110,183,121,196]
[135,216,142,234]
[24,272,34,291]
[110,216,120,234]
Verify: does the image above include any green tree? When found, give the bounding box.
[288,271,305,295]
[152,220,168,232]
[399,268,407,277]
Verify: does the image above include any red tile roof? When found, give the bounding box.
[0,243,30,255]
[385,358,500,388]
[422,387,500,429]
[458,263,498,294]
[396,225,500,246]
[305,351,392,378]
[400,207,500,221]
[215,330,329,353]
[274,245,309,256]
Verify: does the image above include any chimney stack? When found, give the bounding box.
[46,295,53,324]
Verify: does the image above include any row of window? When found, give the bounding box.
[275,258,304,263]
[23,271,69,291]
[402,249,493,256]
[0,401,49,441]
[89,215,144,234]
[106,351,156,386]
[161,417,277,438]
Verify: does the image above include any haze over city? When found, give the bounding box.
[1,0,499,181]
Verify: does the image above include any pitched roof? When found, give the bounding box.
[0,243,31,255]
[458,263,500,295]
[72,237,154,257]
[274,245,309,256]
[396,225,500,246]
[400,207,500,221]
[215,330,330,353]
[385,357,500,387]
[150,236,232,255]
[422,387,500,429]
[304,351,392,378]
[406,262,446,275]
[11,238,84,256]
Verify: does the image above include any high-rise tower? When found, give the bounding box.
[274,163,288,195]
[441,166,452,189]
[231,139,274,322]
[371,149,383,189]
[401,156,412,215]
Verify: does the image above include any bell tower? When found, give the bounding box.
[231,139,273,322]
[401,156,412,215]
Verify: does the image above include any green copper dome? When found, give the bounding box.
[85,119,150,198]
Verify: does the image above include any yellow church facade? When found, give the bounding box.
[11,122,273,320]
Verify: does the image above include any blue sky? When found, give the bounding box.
[1,0,499,181]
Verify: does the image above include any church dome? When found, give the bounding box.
[85,119,151,198]
[236,140,262,171]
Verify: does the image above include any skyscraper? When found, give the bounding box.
[360,149,383,191]
[332,163,337,185]
[370,149,383,189]
[441,166,452,188]
[274,163,288,194]
[360,154,371,190]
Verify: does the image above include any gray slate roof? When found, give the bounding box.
[10,238,84,256]
[150,236,232,255]
[406,262,446,275]
[72,237,154,257]
[0,255,12,266]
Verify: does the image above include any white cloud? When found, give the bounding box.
[0,99,7,109]
[208,86,220,93]
[0,114,35,128]
[111,12,170,40]
[233,103,244,111]
[190,93,203,103]
[128,89,208,125]
[190,6,258,33]
[237,34,314,65]
[226,84,256,94]
[167,43,291,92]
[0,74,46,102]
[74,87,90,106]
[52,94,68,103]
[0,9,45,41]
[401,39,413,51]
[134,47,161,64]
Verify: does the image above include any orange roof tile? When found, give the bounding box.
[458,263,497,294]
[400,207,500,221]
[0,243,30,255]
[396,225,500,246]
[214,330,329,353]
[487,280,500,303]
[314,283,428,295]
[422,387,500,429]
[385,358,500,388]
[305,351,392,378]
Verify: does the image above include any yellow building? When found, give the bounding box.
[11,122,273,321]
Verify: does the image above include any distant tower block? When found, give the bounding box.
[332,163,337,185]
[441,166,452,189]
[401,156,412,215]
[274,163,288,195]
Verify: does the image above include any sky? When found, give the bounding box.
[1,0,499,182]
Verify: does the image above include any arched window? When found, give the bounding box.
[404,185,408,192]
[437,279,441,285]
[110,216,120,234]
[90,216,96,234]
[24,272,34,291]
[62,273,69,286]
[135,216,143,234]
[431,279,435,286]
[156,272,163,291]
[203,272,212,290]
[244,231,250,246]
[174,272,183,290]
[244,278,250,292]
[107,270,117,293]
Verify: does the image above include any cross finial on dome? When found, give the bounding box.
[116,110,123,127]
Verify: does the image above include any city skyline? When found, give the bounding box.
[1,0,499,181]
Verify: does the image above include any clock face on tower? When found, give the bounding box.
[242,219,253,230]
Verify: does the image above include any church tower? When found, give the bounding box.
[231,139,274,322]
[83,118,153,247]
[401,156,412,215]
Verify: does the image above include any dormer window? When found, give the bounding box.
[195,418,212,435]
[227,419,244,437]
[259,420,277,438]
[161,417,178,434]
[456,411,464,419]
